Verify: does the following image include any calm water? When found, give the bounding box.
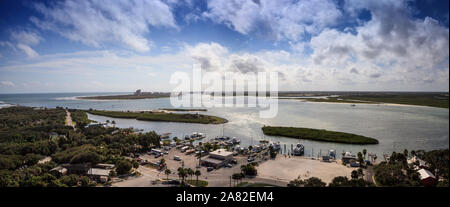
[1,93,448,158]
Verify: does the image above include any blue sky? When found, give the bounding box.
[0,0,448,93]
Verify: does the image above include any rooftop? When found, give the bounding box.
[87,168,111,176]
[210,149,233,157]
[418,169,436,180]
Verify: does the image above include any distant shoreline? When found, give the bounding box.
[78,93,170,100]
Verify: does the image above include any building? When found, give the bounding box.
[95,163,115,169]
[134,89,142,96]
[50,166,68,177]
[407,156,427,170]
[417,169,436,186]
[200,149,233,169]
[209,149,233,160]
[87,168,111,183]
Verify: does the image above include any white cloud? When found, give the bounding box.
[307,0,449,88]
[16,43,39,58]
[203,0,342,41]
[31,0,178,52]
[0,81,15,87]
[10,30,43,46]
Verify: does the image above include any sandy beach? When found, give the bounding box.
[257,156,354,184]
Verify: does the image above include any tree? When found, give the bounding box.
[232,173,243,186]
[288,176,326,187]
[195,170,201,185]
[186,168,194,180]
[165,169,171,181]
[240,164,257,176]
[303,177,326,187]
[69,151,102,164]
[351,170,359,179]
[362,149,367,159]
[403,149,408,158]
[357,152,364,165]
[178,167,187,185]
[131,159,139,169]
[357,168,364,177]
[116,160,132,175]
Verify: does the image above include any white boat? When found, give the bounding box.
[293,143,304,156]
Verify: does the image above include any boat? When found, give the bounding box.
[259,140,269,144]
[293,143,305,156]
[161,132,171,139]
[231,137,241,144]
[350,104,356,107]
[271,142,281,151]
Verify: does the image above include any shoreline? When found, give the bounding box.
[288,98,449,109]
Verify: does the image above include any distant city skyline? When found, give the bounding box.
[0,0,449,93]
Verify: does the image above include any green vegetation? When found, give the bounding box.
[116,160,133,175]
[374,149,449,187]
[0,106,68,143]
[240,164,257,176]
[68,109,92,129]
[186,179,208,187]
[0,107,161,187]
[287,177,327,187]
[262,126,379,145]
[87,109,227,124]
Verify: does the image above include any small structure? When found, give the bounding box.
[50,166,68,177]
[407,156,427,169]
[38,156,52,164]
[87,168,111,183]
[417,169,436,186]
[322,156,330,162]
[95,163,115,169]
[200,149,233,169]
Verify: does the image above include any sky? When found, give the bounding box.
[0,0,448,93]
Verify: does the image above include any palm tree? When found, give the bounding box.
[187,168,194,180]
[232,173,242,186]
[165,169,171,181]
[178,167,186,185]
[357,152,364,165]
[351,170,359,179]
[195,170,201,185]
[404,149,408,158]
[362,149,367,159]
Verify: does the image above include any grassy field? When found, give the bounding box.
[186,179,208,187]
[86,110,227,124]
[262,126,379,145]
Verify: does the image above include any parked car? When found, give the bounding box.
[207,167,214,172]
[174,155,181,161]
[225,163,233,168]
[247,157,255,162]
[230,159,238,164]
[155,153,162,158]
